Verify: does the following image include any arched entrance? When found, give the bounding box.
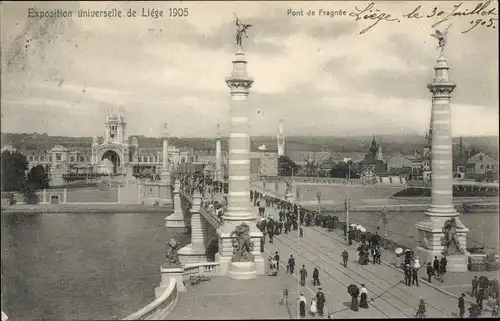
[101,150,121,175]
[50,195,60,204]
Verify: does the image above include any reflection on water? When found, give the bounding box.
[1,211,188,320]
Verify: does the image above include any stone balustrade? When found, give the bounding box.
[182,262,221,280]
[179,187,222,230]
[122,277,178,320]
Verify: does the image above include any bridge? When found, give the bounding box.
[153,176,493,319]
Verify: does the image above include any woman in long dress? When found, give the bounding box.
[299,293,307,318]
[350,287,360,311]
[268,256,274,276]
[359,284,369,308]
[309,297,317,317]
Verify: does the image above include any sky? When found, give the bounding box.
[1,1,498,138]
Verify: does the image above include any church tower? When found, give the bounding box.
[277,119,285,157]
[369,135,378,156]
[105,107,127,144]
[376,141,383,161]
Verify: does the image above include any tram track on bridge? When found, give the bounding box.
[269,233,407,318]
[277,229,453,318]
[270,226,453,318]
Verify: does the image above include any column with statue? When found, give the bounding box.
[159,122,173,206]
[415,27,469,272]
[215,15,264,278]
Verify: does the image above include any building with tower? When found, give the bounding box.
[2,109,201,181]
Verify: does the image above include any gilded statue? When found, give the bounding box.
[230,223,254,262]
[440,218,464,256]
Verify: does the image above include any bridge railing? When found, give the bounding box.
[179,188,222,229]
[122,277,178,320]
[182,262,220,280]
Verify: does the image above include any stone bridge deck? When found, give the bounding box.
[174,188,495,319]
[166,272,297,320]
[262,207,495,319]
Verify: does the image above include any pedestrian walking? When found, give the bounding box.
[426,262,433,283]
[279,288,289,306]
[458,293,465,318]
[359,284,369,309]
[274,251,280,271]
[412,257,421,286]
[342,249,349,267]
[471,276,478,297]
[288,255,295,274]
[299,226,303,237]
[312,267,321,286]
[476,288,484,310]
[300,265,307,286]
[309,298,317,317]
[433,256,440,277]
[316,288,326,317]
[405,264,412,286]
[374,246,381,264]
[439,255,447,282]
[416,297,426,318]
[299,293,307,318]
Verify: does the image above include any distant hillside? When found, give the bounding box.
[1,132,498,158]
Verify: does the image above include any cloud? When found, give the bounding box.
[0,1,497,139]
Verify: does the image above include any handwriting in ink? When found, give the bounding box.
[349,2,400,34]
[402,5,425,19]
[462,17,498,33]
[432,1,497,30]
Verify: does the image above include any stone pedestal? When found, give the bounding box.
[215,227,265,277]
[178,192,209,264]
[156,265,186,295]
[166,179,187,228]
[228,261,258,280]
[158,182,173,207]
[415,54,468,272]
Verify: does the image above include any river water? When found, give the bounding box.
[1,211,188,320]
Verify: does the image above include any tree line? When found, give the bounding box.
[278,156,360,178]
[1,150,50,204]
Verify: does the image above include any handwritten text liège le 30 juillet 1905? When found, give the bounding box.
[287,1,497,35]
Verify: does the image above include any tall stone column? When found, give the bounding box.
[215,49,264,278]
[277,119,285,157]
[216,137,222,182]
[165,179,187,228]
[159,123,173,206]
[178,191,209,263]
[415,55,469,272]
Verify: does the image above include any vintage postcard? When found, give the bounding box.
[1,1,498,320]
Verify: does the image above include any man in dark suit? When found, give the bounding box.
[458,293,466,318]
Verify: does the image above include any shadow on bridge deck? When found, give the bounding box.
[166,273,302,320]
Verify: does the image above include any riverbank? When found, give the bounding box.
[1,204,172,214]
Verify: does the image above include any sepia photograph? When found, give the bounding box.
[1,0,498,320]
